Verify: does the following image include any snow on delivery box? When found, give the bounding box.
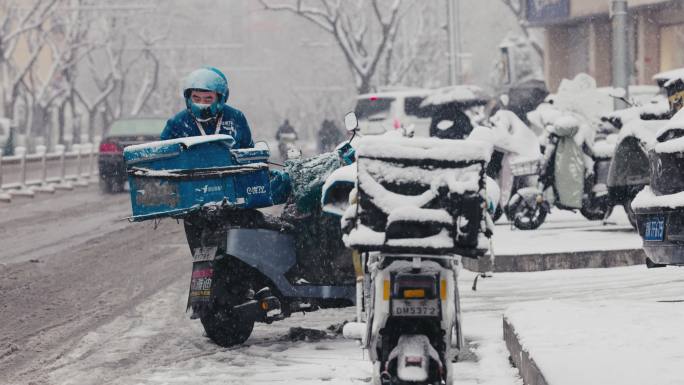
[124,134,272,221]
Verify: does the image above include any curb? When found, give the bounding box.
[462,248,646,272]
[503,317,549,385]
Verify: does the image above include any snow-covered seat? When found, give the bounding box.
[345,135,491,256]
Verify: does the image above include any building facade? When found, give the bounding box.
[528,0,684,90]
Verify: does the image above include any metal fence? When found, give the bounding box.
[0,143,99,202]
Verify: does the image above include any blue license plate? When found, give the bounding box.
[644,217,665,241]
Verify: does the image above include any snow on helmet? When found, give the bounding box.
[183,67,229,120]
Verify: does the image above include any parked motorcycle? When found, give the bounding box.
[124,134,355,347]
[508,113,613,230]
[469,110,542,222]
[329,112,493,385]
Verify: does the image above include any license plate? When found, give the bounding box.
[192,247,217,262]
[391,299,439,317]
[644,217,665,241]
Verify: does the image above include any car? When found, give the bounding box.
[98,117,165,193]
[354,88,432,137]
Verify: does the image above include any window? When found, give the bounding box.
[404,97,426,117]
[354,97,394,120]
[660,23,684,72]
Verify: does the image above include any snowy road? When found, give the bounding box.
[2,189,683,385]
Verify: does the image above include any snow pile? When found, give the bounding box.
[653,67,684,84]
[615,118,666,150]
[548,73,614,124]
[420,85,489,107]
[639,95,670,117]
[484,110,542,158]
[504,300,684,385]
[356,134,492,164]
[654,136,684,154]
[385,228,454,249]
[591,134,617,158]
[655,108,684,141]
[362,159,482,189]
[343,222,385,247]
[387,207,452,224]
[632,186,684,210]
[125,134,235,152]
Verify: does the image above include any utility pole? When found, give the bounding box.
[611,0,630,109]
[455,0,464,84]
[446,0,457,86]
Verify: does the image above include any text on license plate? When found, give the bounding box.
[391,299,439,317]
[644,218,665,241]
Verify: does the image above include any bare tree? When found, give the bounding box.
[22,0,96,148]
[259,0,416,94]
[0,0,60,122]
[380,1,446,88]
[499,0,543,58]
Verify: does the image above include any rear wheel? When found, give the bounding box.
[580,196,613,221]
[200,307,255,347]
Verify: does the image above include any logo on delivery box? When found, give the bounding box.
[246,185,266,195]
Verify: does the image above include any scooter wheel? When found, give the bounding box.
[200,307,255,347]
[509,193,547,230]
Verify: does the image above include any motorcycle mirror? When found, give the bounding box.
[344,112,359,132]
[254,141,270,151]
[342,322,366,340]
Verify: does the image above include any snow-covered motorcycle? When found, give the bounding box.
[326,113,494,385]
[508,110,614,230]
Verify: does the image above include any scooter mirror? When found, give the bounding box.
[342,322,366,340]
[344,112,359,132]
[254,141,270,151]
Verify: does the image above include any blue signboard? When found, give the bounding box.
[526,0,570,24]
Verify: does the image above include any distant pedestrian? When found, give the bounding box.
[317,119,344,153]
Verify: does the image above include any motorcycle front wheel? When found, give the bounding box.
[580,196,613,221]
[509,192,548,230]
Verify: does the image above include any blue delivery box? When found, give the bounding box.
[124,134,273,221]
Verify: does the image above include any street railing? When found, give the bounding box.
[0,143,99,202]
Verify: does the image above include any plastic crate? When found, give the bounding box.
[124,135,272,221]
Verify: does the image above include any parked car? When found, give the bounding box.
[98,117,165,193]
[354,88,432,137]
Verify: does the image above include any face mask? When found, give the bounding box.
[190,102,218,121]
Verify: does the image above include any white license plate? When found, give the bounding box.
[391,299,439,317]
[192,247,217,262]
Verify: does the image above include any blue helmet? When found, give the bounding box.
[183,67,229,120]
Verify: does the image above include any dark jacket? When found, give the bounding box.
[160,104,254,149]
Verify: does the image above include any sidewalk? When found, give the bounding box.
[504,300,684,385]
[463,208,645,272]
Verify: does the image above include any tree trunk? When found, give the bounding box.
[30,104,49,150]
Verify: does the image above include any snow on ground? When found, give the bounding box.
[505,300,684,385]
[492,207,641,254]
[38,256,684,385]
